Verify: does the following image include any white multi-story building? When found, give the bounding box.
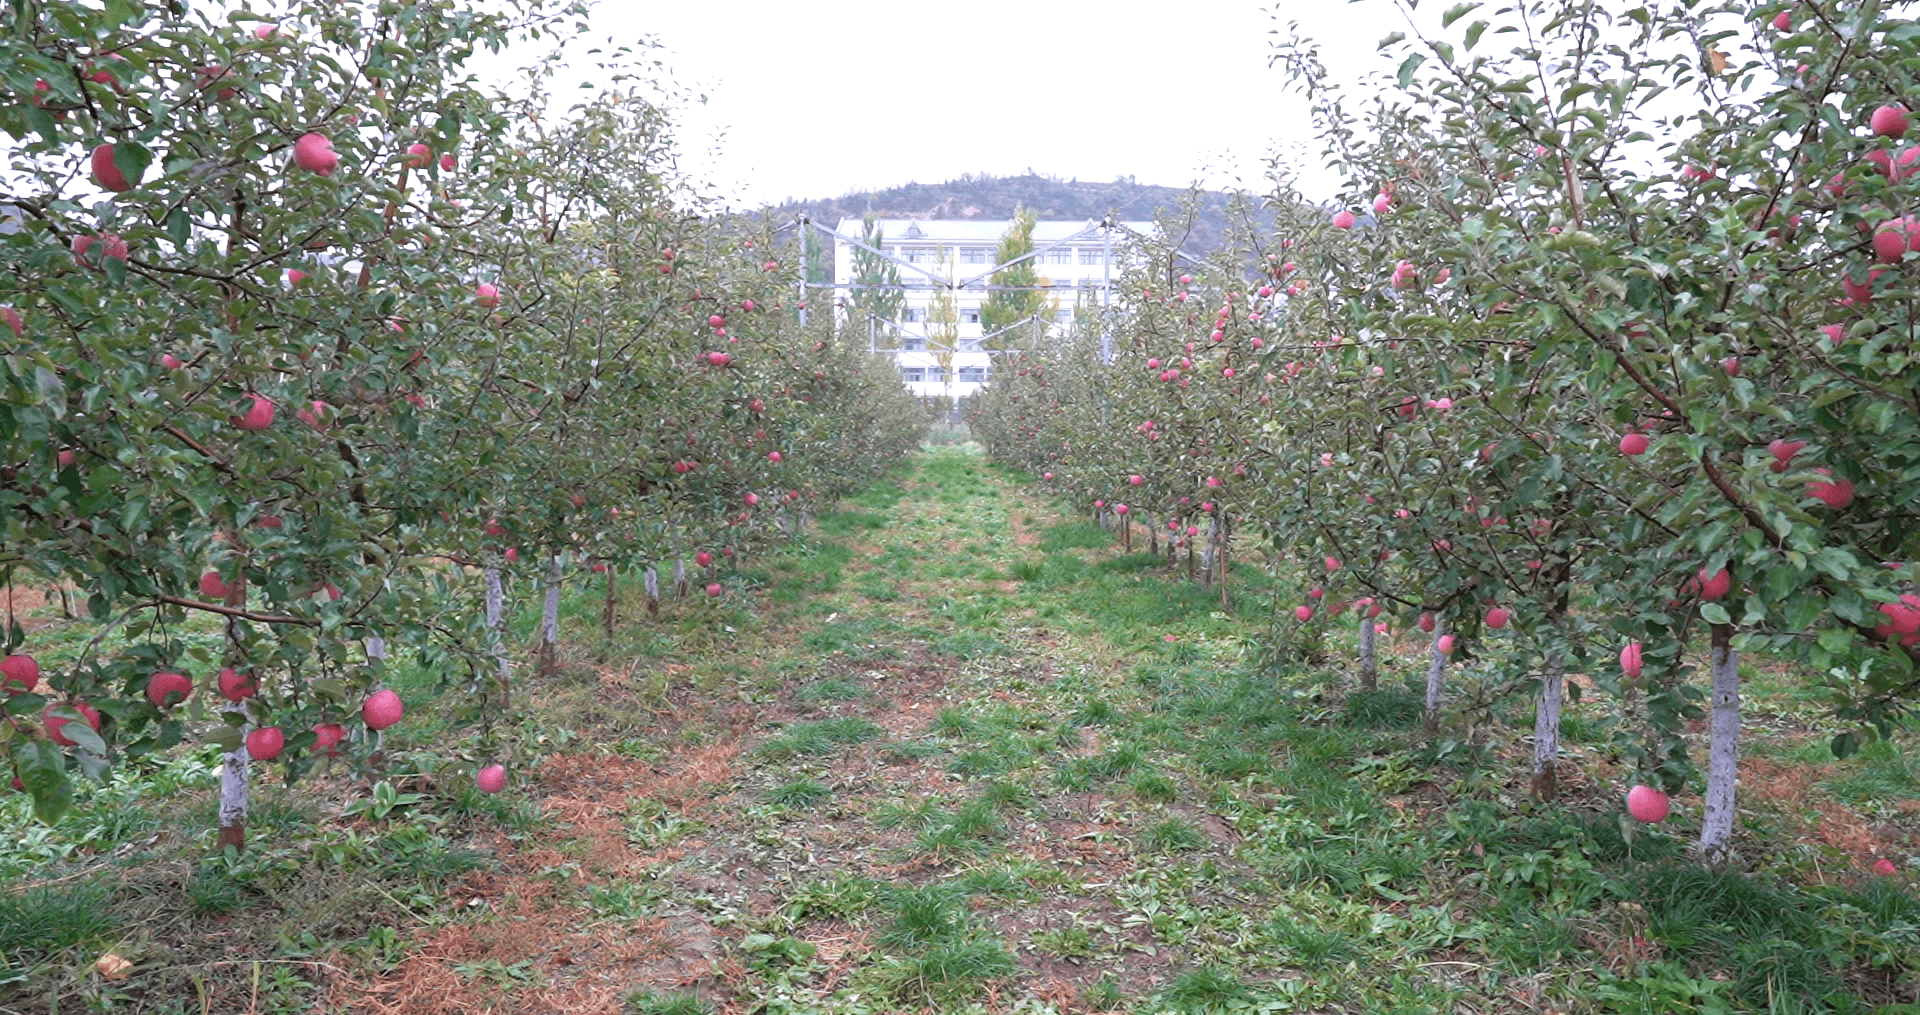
[829,217,1153,398]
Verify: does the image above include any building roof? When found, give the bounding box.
[832,218,1156,243]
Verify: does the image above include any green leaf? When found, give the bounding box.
[1440,2,1479,28]
[1378,31,1407,50]
[167,208,189,247]
[1831,731,1861,760]
[1398,52,1427,88]
[15,741,72,824]
[1700,602,1731,625]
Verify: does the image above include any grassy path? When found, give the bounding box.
[10,445,1920,1014]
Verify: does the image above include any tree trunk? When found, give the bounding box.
[1358,613,1377,692]
[485,564,510,710]
[537,553,562,678]
[1217,515,1230,610]
[1423,621,1447,732]
[644,565,660,619]
[672,558,687,600]
[1701,623,1740,865]
[603,565,617,642]
[1147,515,1159,555]
[1532,655,1564,801]
[217,563,249,852]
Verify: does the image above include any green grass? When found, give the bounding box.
[754,717,885,759]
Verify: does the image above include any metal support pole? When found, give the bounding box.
[797,213,809,328]
[1100,215,1113,364]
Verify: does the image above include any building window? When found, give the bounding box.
[901,367,925,382]
[1043,249,1071,265]
[902,307,926,323]
[901,337,926,351]
[961,308,980,324]
[962,247,989,264]
[906,247,938,264]
[958,338,982,351]
[959,366,986,383]
[1055,309,1073,324]
[1078,248,1102,265]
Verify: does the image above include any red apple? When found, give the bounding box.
[769,451,782,463]
[199,570,235,599]
[1620,641,1644,679]
[90,143,135,192]
[403,142,431,169]
[477,764,507,793]
[1873,104,1911,139]
[217,667,258,702]
[706,351,731,367]
[696,551,713,567]
[44,701,102,747]
[1808,469,1855,509]
[293,132,338,176]
[232,393,275,431]
[245,726,284,761]
[312,723,346,757]
[505,547,520,562]
[475,282,500,308]
[1698,568,1733,600]
[362,689,404,730]
[1,306,20,338]
[1619,433,1649,456]
[1,654,40,695]
[744,492,758,506]
[706,582,722,598]
[1294,605,1314,621]
[1419,612,1436,633]
[1772,8,1792,30]
[146,671,191,706]
[1437,634,1457,655]
[1626,784,1670,822]
[1331,209,1356,229]
[1485,607,1510,630]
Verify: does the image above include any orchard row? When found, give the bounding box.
[1,0,924,842]
[975,0,1920,864]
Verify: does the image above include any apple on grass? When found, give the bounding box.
[477,765,507,793]
[706,582,722,598]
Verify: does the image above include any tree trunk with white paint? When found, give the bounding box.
[536,553,562,678]
[1532,655,1564,801]
[1701,623,1741,865]
[1423,621,1448,732]
[485,563,510,709]
[644,565,660,619]
[672,559,687,599]
[216,564,249,851]
[1217,515,1230,610]
[1147,514,1159,555]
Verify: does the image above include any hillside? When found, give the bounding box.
[756,172,1274,262]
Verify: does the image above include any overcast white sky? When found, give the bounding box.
[570,0,1422,209]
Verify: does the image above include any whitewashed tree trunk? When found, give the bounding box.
[537,554,562,677]
[1701,624,1741,865]
[1201,516,1220,586]
[217,729,249,851]
[217,563,249,851]
[1358,613,1377,691]
[485,564,510,707]
[1423,621,1448,730]
[1146,514,1159,555]
[1533,655,1564,800]
[644,565,660,618]
[672,558,687,599]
